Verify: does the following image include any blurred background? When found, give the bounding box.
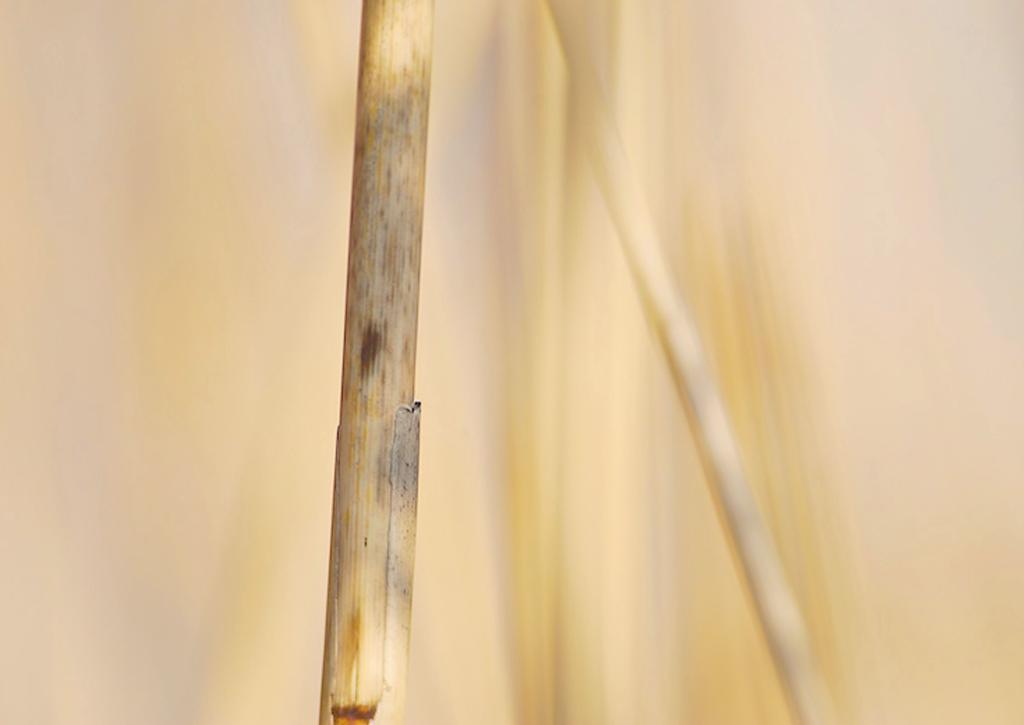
[2,1,1023,723]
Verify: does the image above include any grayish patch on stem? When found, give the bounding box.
[376,402,421,725]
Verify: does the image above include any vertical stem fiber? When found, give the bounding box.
[320,1,433,724]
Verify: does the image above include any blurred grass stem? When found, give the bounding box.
[544,3,837,724]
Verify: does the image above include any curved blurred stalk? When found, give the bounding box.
[543,3,837,724]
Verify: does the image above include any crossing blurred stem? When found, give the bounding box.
[543,2,838,723]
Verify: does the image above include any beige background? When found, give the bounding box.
[1,1,1022,723]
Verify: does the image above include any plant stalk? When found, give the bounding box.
[544,3,838,724]
[320,1,433,723]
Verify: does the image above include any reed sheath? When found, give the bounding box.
[320,1,433,723]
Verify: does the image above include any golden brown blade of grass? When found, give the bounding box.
[543,3,837,724]
[319,1,433,724]
[494,4,565,724]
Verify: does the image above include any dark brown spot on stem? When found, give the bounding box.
[359,322,383,375]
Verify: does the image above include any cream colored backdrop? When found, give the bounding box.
[1,1,1022,723]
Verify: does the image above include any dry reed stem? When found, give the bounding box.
[319,1,433,723]
[544,3,837,724]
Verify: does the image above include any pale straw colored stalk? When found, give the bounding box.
[319,1,433,723]
[543,3,838,723]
